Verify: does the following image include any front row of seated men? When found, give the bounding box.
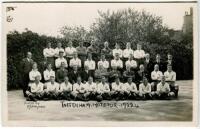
[26,73,178,101]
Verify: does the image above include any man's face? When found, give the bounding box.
[47,64,52,70]
[161,76,165,83]
[145,54,150,59]
[61,62,65,68]
[154,65,159,71]
[101,55,105,60]
[73,66,78,71]
[143,78,148,84]
[77,77,82,83]
[137,44,141,50]
[116,44,119,49]
[58,42,62,48]
[50,77,55,83]
[127,43,131,49]
[79,42,83,47]
[88,54,92,60]
[140,65,144,71]
[128,78,132,83]
[73,53,77,58]
[84,65,89,71]
[88,77,93,83]
[156,55,160,61]
[47,42,51,48]
[35,76,40,83]
[59,52,64,57]
[64,77,69,83]
[101,77,106,83]
[104,42,108,47]
[33,63,37,69]
[115,55,120,60]
[167,65,172,72]
[115,78,120,84]
[27,52,32,59]
[168,54,172,60]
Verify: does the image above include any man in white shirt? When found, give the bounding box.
[134,43,145,64]
[139,77,153,99]
[84,53,96,71]
[71,76,89,101]
[43,63,55,82]
[123,77,138,99]
[86,76,97,100]
[164,64,179,98]
[69,52,82,68]
[155,75,175,99]
[123,42,134,59]
[112,43,123,58]
[96,76,111,101]
[26,75,44,101]
[111,77,124,100]
[59,76,73,100]
[111,53,123,70]
[98,54,109,70]
[43,42,55,68]
[54,42,65,58]
[125,54,137,70]
[55,50,68,69]
[44,76,60,100]
[29,62,42,83]
[65,40,77,59]
[151,64,163,91]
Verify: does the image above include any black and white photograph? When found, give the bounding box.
[1,0,199,126]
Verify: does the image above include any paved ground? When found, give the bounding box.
[8,80,192,121]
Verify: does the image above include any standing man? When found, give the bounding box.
[125,54,137,71]
[87,39,99,62]
[112,43,123,58]
[135,64,148,86]
[55,50,68,69]
[76,41,87,68]
[111,53,123,71]
[20,52,34,97]
[69,52,82,70]
[123,42,134,59]
[101,41,112,60]
[143,53,153,76]
[54,42,65,58]
[133,43,145,65]
[84,53,96,73]
[97,54,109,70]
[65,40,77,64]
[153,54,164,73]
[43,42,55,67]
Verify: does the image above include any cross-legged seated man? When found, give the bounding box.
[26,75,44,101]
[110,77,124,100]
[154,75,175,99]
[71,76,90,101]
[123,77,139,100]
[59,76,73,100]
[43,76,60,100]
[139,76,153,100]
[86,76,97,100]
[96,76,111,101]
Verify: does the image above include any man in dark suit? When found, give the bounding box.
[143,53,153,80]
[69,65,81,84]
[56,62,68,84]
[153,54,165,73]
[20,52,34,97]
[80,65,94,83]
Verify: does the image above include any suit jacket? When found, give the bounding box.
[69,71,81,84]
[56,69,68,83]
[80,70,94,82]
[153,61,165,73]
[20,58,34,74]
[135,70,149,85]
[143,60,153,74]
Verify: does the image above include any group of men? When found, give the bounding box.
[21,40,179,101]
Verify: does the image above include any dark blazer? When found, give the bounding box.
[80,70,94,82]
[153,61,165,73]
[56,69,68,83]
[143,60,153,74]
[20,58,34,74]
[69,70,81,84]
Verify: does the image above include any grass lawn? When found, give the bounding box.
[7,80,192,121]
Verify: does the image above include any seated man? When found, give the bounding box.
[164,64,179,98]
[111,53,123,72]
[135,64,148,86]
[151,64,163,91]
[43,42,55,68]
[154,75,175,99]
[153,54,165,73]
[56,62,68,84]
[122,77,138,100]
[86,76,97,100]
[69,52,82,69]
[110,77,124,100]
[109,65,121,83]
[44,76,60,100]
[84,53,96,73]
[55,50,68,69]
[26,75,44,101]
[29,62,42,83]
[98,54,109,70]
[68,65,81,84]
[43,63,55,82]
[125,54,137,71]
[139,76,153,99]
[123,65,135,82]
[94,63,109,83]
[96,76,111,101]
[71,76,89,101]
[59,76,73,100]
[80,65,94,83]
